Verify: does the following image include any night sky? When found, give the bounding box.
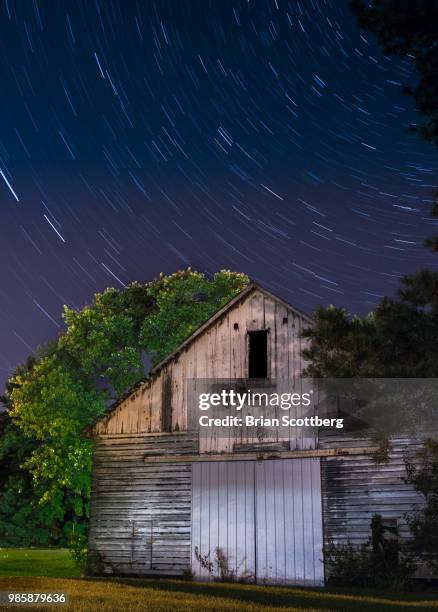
[0,0,437,386]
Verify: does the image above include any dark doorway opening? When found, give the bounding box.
[248,330,268,378]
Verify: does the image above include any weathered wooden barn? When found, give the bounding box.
[87,283,423,585]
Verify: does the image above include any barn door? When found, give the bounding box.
[191,458,324,586]
[191,461,256,581]
[254,459,324,585]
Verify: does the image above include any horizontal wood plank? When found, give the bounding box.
[143,446,380,463]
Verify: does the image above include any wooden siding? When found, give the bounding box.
[320,435,424,548]
[191,458,324,586]
[93,289,310,437]
[88,433,197,575]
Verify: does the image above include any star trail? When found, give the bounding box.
[0,0,437,386]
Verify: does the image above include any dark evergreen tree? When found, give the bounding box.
[351,0,438,251]
[351,1,438,144]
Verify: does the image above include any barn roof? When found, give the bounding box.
[88,282,312,432]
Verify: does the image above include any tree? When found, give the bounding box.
[302,272,438,575]
[302,3,438,576]
[1,269,248,546]
[351,1,438,144]
[309,3,438,374]
[0,413,54,546]
[140,269,249,363]
[0,355,63,545]
[351,1,438,251]
[302,269,438,378]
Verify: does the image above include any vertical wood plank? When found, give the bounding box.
[292,458,305,582]
[263,297,276,379]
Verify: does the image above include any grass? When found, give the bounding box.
[0,548,79,578]
[0,549,437,611]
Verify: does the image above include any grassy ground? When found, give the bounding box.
[0,549,437,611]
[0,548,79,578]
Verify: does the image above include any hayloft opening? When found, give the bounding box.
[248,330,268,379]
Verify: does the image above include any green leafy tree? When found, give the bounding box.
[5,353,104,542]
[0,269,248,546]
[0,355,64,545]
[140,270,249,363]
[0,414,58,546]
[60,305,144,398]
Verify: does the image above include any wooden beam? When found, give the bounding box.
[143,446,380,463]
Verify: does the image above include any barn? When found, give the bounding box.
[87,282,423,585]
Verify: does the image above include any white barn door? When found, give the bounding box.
[191,458,324,586]
[191,461,256,581]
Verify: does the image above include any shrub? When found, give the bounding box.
[405,439,438,573]
[194,546,253,583]
[326,514,415,589]
[68,531,88,573]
